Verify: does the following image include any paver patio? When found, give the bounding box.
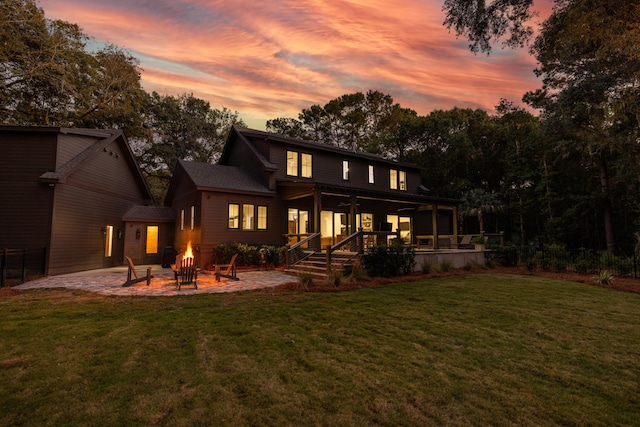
[14,266,295,296]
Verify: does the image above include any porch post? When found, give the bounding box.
[432,204,439,250]
[452,205,459,249]
[313,188,321,233]
[350,194,357,234]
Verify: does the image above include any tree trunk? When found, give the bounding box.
[599,154,616,253]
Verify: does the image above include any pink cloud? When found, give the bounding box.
[38,0,549,126]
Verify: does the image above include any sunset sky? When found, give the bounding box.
[37,0,552,129]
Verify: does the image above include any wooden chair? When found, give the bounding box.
[215,253,239,282]
[122,256,153,287]
[458,234,474,249]
[174,257,198,290]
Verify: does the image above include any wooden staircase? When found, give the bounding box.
[285,251,359,280]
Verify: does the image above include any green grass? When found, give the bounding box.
[2,274,640,425]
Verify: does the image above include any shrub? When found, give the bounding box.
[595,270,614,286]
[349,262,370,282]
[210,243,285,267]
[327,269,343,287]
[420,260,433,274]
[362,243,415,277]
[297,271,314,291]
[439,259,453,273]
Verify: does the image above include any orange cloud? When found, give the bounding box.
[38,0,550,127]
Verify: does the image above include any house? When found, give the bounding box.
[165,126,460,267]
[0,126,164,275]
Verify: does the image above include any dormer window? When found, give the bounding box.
[368,165,375,184]
[342,160,350,180]
[399,171,406,191]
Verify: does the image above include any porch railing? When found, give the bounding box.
[285,232,320,269]
[325,229,400,274]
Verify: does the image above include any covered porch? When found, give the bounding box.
[278,182,461,250]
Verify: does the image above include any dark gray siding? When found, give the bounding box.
[55,134,96,168]
[0,131,56,251]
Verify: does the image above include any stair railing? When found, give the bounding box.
[285,232,320,269]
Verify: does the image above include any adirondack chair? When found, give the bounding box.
[122,256,153,287]
[215,253,239,282]
[174,257,198,290]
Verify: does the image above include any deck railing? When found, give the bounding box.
[285,232,320,269]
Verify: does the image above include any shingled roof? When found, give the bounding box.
[178,160,273,194]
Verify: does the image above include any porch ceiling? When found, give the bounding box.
[276,180,459,206]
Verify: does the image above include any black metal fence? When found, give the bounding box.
[0,248,47,287]
[492,246,639,278]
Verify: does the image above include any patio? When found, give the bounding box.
[14,266,295,296]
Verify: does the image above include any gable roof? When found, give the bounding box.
[165,160,274,203]
[222,126,422,171]
[28,127,153,203]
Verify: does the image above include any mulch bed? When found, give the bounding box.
[274,265,640,293]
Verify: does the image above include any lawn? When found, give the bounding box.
[1,273,639,426]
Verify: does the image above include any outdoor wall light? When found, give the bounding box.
[117,229,123,239]
[135,229,141,239]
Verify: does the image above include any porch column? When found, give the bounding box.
[432,204,439,250]
[313,188,321,233]
[452,205,459,249]
[350,194,357,234]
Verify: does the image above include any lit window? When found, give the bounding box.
[342,160,349,180]
[243,204,255,230]
[257,206,268,230]
[390,169,398,190]
[287,151,298,176]
[228,204,239,229]
[301,153,312,178]
[190,205,195,230]
[368,165,374,184]
[146,226,158,254]
[105,225,113,257]
[180,209,185,231]
[399,171,406,191]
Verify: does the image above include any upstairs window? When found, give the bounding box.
[301,153,312,178]
[390,169,407,191]
[368,165,375,184]
[399,171,407,191]
[287,151,298,176]
[190,205,195,230]
[342,160,349,180]
[180,209,185,231]
[390,169,398,190]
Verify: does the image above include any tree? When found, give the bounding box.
[0,0,147,136]
[524,0,640,251]
[135,92,245,203]
[442,0,537,53]
[460,188,503,233]
[267,90,415,155]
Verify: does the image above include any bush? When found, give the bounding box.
[595,270,614,285]
[420,260,433,274]
[327,269,343,287]
[210,243,285,267]
[362,243,415,277]
[439,259,453,273]
[297,271,314,291]
[348,262,370,282]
